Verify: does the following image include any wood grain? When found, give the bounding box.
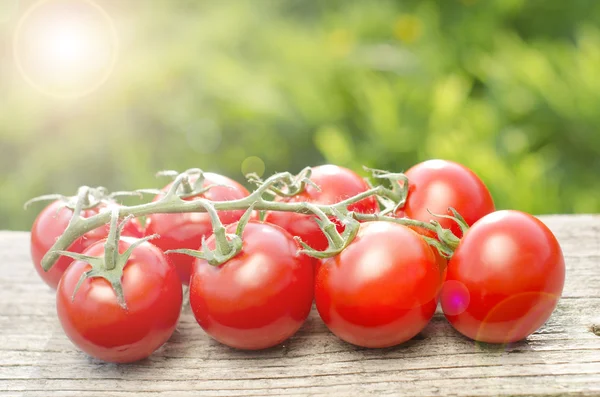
[1,215,599,396]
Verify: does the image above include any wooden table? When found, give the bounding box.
[1,215,599,396]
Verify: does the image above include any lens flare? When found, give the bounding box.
[13,0,118,99]
[44,27,87,64]
[474,291,561,344]
[440,280,470,316]
[241,156,266,178]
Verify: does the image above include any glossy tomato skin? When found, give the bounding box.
[30,201,144,289]
[315,222,444,348]
[145,173,250,285]
[265,165,378,251]
[441,210,565,344]
[56,237,182,363]
[189,221,314,350]
[402,159,495,238]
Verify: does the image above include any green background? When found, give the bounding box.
[1,0,599,231]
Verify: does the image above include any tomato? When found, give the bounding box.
[56,237,182,363]
[441,210,565,343]
[265,165,378,251]
[145,172,251,285]
[30,200,144,289]
[401,159,495,238]
[189,221,314,350]
[315,222,444,348]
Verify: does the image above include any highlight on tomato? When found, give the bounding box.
[314,222,445,348]
[440,210,565,344]
[30,199,143,289]
[145,172,251,285]
[400,159,495,238]
[56,237,183,363]
[265,164,378,251]
[189,221,314,350]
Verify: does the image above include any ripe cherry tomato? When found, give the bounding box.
[401,159,495,238]
[145,173,251,285]
[56,237,182,363]
[441,210,565,343]
[189,221,314,350]
[265,165,378,251]
[315,222,444,348]
[30,200,144,289]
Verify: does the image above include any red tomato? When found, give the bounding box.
[30,200,144,289]
[441,210,565,343]
[315,222,444,348]
[56,237,182,363]
[265,165,378,251]
[146,173,251,285]
[189,221,314,350]
[401,159,495,238]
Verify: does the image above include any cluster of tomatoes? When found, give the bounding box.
[29,160,565,363]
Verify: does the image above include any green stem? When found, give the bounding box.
[166,173,194,197]
[104,208,120,271]
[303,202,344,249]
[353,212,435,230]
[333,185,388,210]
[180,178,194,195]
[69,186,91,223]
[194,198,231,256]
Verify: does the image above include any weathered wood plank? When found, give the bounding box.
[0,215,599,396]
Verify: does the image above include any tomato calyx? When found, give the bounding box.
[427,208,469,250]
[155,168,236,200]
[363,167,409,215]
[247,166,320,198]
[294,206,361,259]
[421,235,455,258]
[407,207,470,259]
[54,208,158,309]
[166,203,255,266]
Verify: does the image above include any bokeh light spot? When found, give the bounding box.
[440,280,470,316]
[13,0,118,99]
[393,14,423,44]
[241,156,265,178]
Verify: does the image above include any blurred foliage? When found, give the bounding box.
[1,0,600,230]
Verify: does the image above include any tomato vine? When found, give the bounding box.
[35,167,462,273]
